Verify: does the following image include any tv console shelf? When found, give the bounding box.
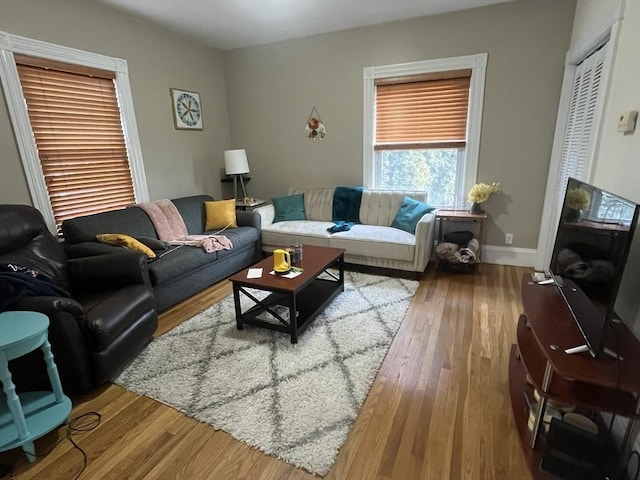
[510,275,640,479]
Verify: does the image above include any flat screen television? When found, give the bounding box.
[549,178,640,358]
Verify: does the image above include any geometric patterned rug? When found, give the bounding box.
[114,271,418,475]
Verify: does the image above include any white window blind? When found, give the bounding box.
[554,42,609,207]
[375,71,471,150]
[16,56,136,231]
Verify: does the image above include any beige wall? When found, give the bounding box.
[570,0,624,51]
[0,0,577,250]
[223,0,576,249]
[588,0,640,334]
[569,0,640,453]
[0,0,229,205]
[590,0,640,202]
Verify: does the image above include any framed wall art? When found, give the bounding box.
[170,88,203,130]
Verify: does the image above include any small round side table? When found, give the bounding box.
[0,311,72,462]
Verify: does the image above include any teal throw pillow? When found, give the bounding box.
[272,193,306,223]
[391,196,435,233]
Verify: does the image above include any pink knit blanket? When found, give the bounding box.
[135,199,187,241]
[133,200,232,253]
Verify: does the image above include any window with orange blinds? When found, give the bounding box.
[16,58,135,230]
[375,73,471,150]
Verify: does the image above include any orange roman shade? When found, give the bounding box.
[16,58,135,230]
[375,73,471,150]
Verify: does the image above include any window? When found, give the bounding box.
[363,54,487,207]
[16,57,136,229]
[0,31,148,233]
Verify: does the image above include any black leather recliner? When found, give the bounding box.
[0,204,158,394]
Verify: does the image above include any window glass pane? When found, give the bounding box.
[380,148,461,206]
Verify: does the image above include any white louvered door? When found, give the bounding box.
[554,41,609,211]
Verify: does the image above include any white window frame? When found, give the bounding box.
[363,53,487,204]
[0,31,149,233]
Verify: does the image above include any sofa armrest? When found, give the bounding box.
[413,212,436,271]
[254,204,275,228]
[236,210,262,231]
[11,296,93,393]
[13,295,85,318]
[67,252,150,294]
[64,241,125,258]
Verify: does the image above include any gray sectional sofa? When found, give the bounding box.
[256,187,436,274]
[61,195,262,311]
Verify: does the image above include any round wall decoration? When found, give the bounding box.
[170,88,203,130]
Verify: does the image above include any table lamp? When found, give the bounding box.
[224,149,250,200]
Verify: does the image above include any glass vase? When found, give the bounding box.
[470,202,484,214]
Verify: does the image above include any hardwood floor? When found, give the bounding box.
[3,264,533,479]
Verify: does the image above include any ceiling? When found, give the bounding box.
[91,0,513,50]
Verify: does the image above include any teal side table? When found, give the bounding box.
[0,311,72,462]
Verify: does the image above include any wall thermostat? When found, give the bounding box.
[617,110,638,133]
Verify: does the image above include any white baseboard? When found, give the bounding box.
[482,245,537,268]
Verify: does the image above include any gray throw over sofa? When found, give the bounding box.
[61,195,262,312]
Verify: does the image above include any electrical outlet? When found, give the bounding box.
[505,233,513,245]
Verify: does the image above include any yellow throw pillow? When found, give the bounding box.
[205,199,237,231]
[96,233,156,259]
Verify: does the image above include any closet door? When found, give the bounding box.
[554,42,609,211]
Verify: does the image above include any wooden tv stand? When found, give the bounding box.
[510,275,640,479]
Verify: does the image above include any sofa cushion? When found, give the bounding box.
[171,195,214,234]
[62,207,158,243]
[289,187,334,221]
[216,226,261,257]
[147,246,218,286]
[205,199,237,231]
[329,225,416,262]
[391,196,436,234]
[272,194,306,223]
[359,190,428,226]
[262,220,332,247]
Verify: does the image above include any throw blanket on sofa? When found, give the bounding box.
[332,186,363,223]
[133,200,232,253]
[327,220,357,233]
[135,199,187,240]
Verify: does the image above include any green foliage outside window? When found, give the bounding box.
[380,149,460,206]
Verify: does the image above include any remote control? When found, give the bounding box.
[538,278,555,285]
[565,344,589,354]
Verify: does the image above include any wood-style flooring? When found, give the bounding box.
[2,264,533,479]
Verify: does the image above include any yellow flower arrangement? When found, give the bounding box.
[468,182,501,204]
[565,187,590,210]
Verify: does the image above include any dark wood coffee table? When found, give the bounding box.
[229,245,345,343]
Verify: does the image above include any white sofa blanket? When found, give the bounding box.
[255,187,436,273]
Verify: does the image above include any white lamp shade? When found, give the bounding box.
[224,149,250,175]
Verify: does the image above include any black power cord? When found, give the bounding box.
[1,412,101,480]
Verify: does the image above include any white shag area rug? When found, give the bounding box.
[115,271,418,475]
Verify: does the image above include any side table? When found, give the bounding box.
[235,199,267,211]
[0,311,72,462]
[436,209,487,272]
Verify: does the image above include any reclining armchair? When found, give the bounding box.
[0,204,157,394]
